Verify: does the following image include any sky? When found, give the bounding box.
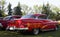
[6,0,60,8]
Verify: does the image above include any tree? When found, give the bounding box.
[51,5,60,20]
[56,11,60,20]
[21,4,31,15]
[8,3,12,15]
[13,2,22,16]
[0,0,6,17]
[41,3,58,20]
[33,5,42,14]
[42,3,52,16]
[0,0,5,10]
[0,10,3,17]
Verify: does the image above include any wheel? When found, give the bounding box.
[54,27,58,30]
[54,25,59,31]
[32,29,39,35]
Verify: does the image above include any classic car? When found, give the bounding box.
[6,14,59,35]
[0,15,21,30]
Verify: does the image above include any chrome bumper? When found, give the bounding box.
[15,28,28,30]
[7,27,28,30]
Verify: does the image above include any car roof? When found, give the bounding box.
[32,14,46,16]
[12,15,21,18]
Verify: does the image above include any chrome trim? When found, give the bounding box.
[9,27,28,30]
[0,23,3,27]
[15,28,28,30]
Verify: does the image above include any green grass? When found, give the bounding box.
[0,28,60,37]
[0,29,60,37]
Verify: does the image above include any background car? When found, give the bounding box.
[7,14,59,35]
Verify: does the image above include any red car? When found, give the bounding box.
[6,14,59,35]
[0,15,21,30]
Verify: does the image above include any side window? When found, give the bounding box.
[31,15,36,19]
[38,16,47,19]
[10,17,14,20]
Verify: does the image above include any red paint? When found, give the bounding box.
[7,14,58,31]
[0,15,21,29]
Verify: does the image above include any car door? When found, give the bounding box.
[38,15,53,31]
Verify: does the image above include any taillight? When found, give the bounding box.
[15,20,22,25]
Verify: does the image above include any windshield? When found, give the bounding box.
[3,16,11,20]
[4,16,21,20]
